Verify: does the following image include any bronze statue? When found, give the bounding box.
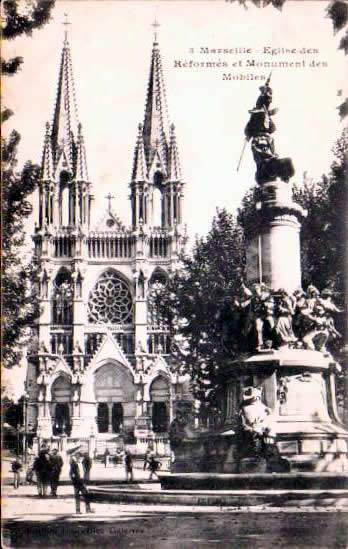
[244,75,295,185]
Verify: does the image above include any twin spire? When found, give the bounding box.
[40,20,182,189]
[41,21,88,182]
[132,34,182,183]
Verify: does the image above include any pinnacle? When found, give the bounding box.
[44,30,89,183]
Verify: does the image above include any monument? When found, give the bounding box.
[168,76,348,475]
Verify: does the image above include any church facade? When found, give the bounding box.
[26,30,192,457]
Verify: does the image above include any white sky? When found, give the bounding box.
[3,0,347,248]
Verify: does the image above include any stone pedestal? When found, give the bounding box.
[221,349,348,472]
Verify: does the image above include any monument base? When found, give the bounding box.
[171,349,348,475]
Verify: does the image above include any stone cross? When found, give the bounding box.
[105,193,115,212]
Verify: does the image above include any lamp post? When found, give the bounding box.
[36,425,42,454]
[23,390,29,464]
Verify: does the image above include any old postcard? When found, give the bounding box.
[2,1,347,548]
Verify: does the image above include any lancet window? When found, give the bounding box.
[88,270,133,325]
[147,271,167,328]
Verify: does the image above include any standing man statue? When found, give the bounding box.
[243,74,295,184]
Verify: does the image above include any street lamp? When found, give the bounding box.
[23,390,29,464]
[36,424,42,453]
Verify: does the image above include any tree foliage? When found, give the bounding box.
[292,127,347,298]
[2,131,40,369]
[2,0,55,75]
[2,1,55,368]
[162,209,246,405]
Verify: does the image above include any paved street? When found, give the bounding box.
[3,455,348,549]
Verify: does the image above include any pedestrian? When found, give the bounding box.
[103,447,110,468]
[124,450,134,482]
[82,452,92,482]
[33,449,51,497]
[115,448,123,465]
[11,458,23,489]
[49,448,64,497]
[69,453,94,514]
[148,455,161,480]
[143,449,151,471]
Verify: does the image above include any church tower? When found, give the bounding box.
[27,22,191,458]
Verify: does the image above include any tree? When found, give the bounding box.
[2,0,55,75]
[2,132,40,368]
[2,1,55,368]
[162,209,246,408]
[292,127,347,298]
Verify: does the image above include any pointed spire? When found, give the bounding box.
[51,17,79,174]
[75,123,89,181]
[41,122,53,180]
[132,123,148,181]
[142,33,169,171]
[168,123,181,181]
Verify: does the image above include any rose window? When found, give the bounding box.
[88,270,133,324]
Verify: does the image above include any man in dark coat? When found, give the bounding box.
[33,449,51,497]
[82,452,92,482]
[69,454,94,514]
[49,449,64,497]
[148,455,161,480]
[124,450,133,482]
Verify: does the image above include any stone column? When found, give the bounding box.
[246,180,306,294]
[107,403,113,433]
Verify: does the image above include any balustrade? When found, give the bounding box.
[88,235,133,258]
[149,236,168,257]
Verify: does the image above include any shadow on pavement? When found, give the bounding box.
[3,512,348,549]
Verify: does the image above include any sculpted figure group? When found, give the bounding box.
[216,281,342,355]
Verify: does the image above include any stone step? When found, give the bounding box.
[89,485,348,507]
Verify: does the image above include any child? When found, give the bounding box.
[11,458,23,489]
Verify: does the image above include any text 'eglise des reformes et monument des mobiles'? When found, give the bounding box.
[173,46,328,80]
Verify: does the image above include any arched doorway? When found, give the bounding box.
[94,363,134,434]
[150,376,170,433]
[51,376,72,436]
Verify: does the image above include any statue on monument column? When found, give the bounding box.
[274,289,297,348]
[244,74,295,185]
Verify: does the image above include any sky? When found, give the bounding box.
[3,0,347,399]
[4,0,347,244]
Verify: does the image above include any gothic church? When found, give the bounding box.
[26,28,191,457]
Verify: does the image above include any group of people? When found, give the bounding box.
[11,446,161,514]
[103,448,161,481]
[18,446,92,498]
